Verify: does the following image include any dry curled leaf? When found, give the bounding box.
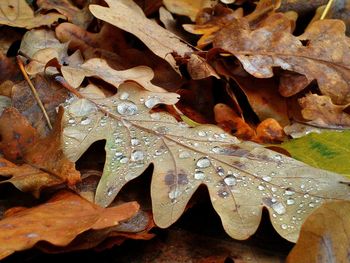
[299,93,350,128]
[0,0,65,29]
[0,190,139,260]
[89,0,194,72]
[213,17,350,105]
[286,200,350,263]
[62,82,350,242]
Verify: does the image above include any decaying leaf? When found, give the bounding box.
[0,0,65,29]
[213,17,350,105]
[89,0,194,72]
[299,93,350,128]
[0,190,139,260]
[36,0,93,28]
[286,200,350,263]
[281,130,350,177]
[61,58,175,93]
[163,0,218,21]
[0,107,80,191]
[62,82,350,242]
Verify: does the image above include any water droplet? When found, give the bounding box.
[107,188,113,196]
[198,131,207,137]
[308,202,315,207]
[150,113,160,120]
[303,194,310,198]
[120,157,129,164]
[169,189,181,199]
[131,138,140,146]
[211,146,222,154]
[145,96,160,108]
[131,150,144,162]
[194,171,205,180]
[216,166,225,176]
[119,92,129,100]
[287,198,295,205]
[68,118,75,124]
[179,151,191,159]
[27,233,39,238]
[271,202,286,215]
[80,117,91,125]
[155,126,169,135]
[115,152,123,157]
[281,224,287,230]
[224,175,236,186]
[219,133,227,138]
[262,176,272,182]
[274,154,282,161]
[117,101,138,116]
[284,189,295,196]
[196,157,211,168]
[258,185,265,191]
[115,137,123,144]
[217,189,229,198]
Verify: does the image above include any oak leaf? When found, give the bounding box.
[89,0,194,72]
[0,0,65,29]
[0,190,139,260]
[286,200,350,263]
[62,82,350,242]
[213,18,350,105]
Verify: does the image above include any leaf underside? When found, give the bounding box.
[62,83,350,242]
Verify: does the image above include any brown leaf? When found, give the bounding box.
[299,93,350,128]
[0,190,139,260]
[286,200,350,263]
[12,74,69,136]
[36,0,93,28]
[0,158,62,198]
[187,54,220,80]
[0,107,80,191]
[213,17,350,105]
[89,0,194,72]
[0,0,65,29]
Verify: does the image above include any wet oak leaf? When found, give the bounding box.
[281,130,350,177]
[0,190,139,260]
[62,82,350,242]
[213,18,350,105]
[0,0,65,29]
[89,0,194,72]
[299,93,350,128]
[286,200,350,263]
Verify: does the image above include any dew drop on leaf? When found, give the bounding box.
[271,202,286,215]
[119,92,129,100]
[119,157,129,164]
[131,138,140,146]
[196,157,211,168]
[194,171,205,180]
[131,150,145,162]
[144,96,160,108]
[262,176,272,182]
[224,175,236,186]
[80,117,91,125]
[117,101,138,116]
[179,151,191,159]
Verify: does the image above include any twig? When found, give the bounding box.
[17,56,53,130]
[320,0,334,20]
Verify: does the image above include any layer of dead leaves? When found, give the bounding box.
[0,0,349,261]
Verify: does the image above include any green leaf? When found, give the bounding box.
[281,131,350,177]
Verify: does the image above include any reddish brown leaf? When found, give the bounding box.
[0,190,139,260]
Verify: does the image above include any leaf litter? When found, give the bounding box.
[0,0,350,261]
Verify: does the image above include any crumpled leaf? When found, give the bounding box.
[299,93,350,128]
[163,0,218,21]
[61,58,174,93]
[0,0,65,29]
[0,190,139,260]
[0,107,80,192]
[36,0,93,28]
[213,17,350,105]
[62,82,350,242]
[281,130,350,177]
[89,0,194,72]
[286,200,350,263]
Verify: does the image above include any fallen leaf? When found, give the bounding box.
[62,82,350,242]
[0,190,139,260]
[187,54,220,80]
[0,157,62,197]
[277,0,328,14]
[286,200,350,263]
[89,0,194,72]
[12,74,69,136]
[0,0,65,29]
[36,0,93,28]
[299,93,350,128]
[61,58,175,93]
[163,0,218,21]
[281,130,350,177]
[0,107,80,188]
[213,17,350,105]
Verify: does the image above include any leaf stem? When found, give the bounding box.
[17,56,53,130]
[320,0,334,20]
